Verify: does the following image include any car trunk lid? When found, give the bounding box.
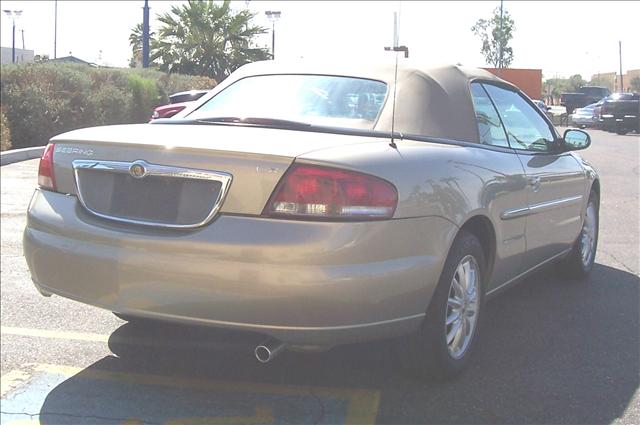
[49,123,384,225]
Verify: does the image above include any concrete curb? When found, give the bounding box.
[1,146,45,166]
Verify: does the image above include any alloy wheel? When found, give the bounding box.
[445,255,480,360]
[580,201,597,268]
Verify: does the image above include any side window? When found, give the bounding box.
[470,83,509,147]
[483,84,555,152]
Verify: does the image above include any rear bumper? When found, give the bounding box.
[570,116,596,126]
[601,115,639,131]
[24,189,456,347]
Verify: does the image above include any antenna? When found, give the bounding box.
[389,51,399,149]
[384,8,407,149]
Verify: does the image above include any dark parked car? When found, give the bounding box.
[600,92,640,134]
[151,90,209,120]
[561,86,611,115]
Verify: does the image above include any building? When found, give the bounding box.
[483,68,542,100]
[49,55,98,67]
[1,47,34,64]
[591,69,640,92]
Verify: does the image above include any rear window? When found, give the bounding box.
[188,75,388,130]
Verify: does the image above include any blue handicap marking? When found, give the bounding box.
[1,364,380,425]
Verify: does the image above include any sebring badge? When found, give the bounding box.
[129,161,148,179]
[55,146,94,156]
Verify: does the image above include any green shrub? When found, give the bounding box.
[1,63,96,147]
[0,109,11,151]
[127,73,163,122]
[0,62,217,149]
[87,84,133,126]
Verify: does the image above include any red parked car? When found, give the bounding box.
[150,90,209,120]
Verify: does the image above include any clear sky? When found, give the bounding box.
[1,0,638,80]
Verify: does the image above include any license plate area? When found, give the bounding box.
[73,160,232,228]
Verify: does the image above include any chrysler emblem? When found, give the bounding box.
[129,161,148,179]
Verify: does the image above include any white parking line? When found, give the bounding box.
[1,326,108,343]
[0,325,241,350]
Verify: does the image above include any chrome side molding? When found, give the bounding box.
[501,195,583,220]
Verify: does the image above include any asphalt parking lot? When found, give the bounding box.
[1,128,638,424]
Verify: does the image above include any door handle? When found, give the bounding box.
[528,176,541,192]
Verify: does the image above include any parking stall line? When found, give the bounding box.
[1,362,380,424]
[33,362,380,424]
[163,405,274,425]
[0,325,240,350]
[1,326,109,343]
[35,364,380,424]
[1,325,381,423]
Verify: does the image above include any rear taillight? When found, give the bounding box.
[264,164,398,220]
[38,143,57,191]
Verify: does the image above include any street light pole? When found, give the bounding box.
[12,17,15,63]
[3,10,22,63]
[498,0,504,69]
[619,41,623,92]
[142,0,150,68]
[265,10,281,59]
[54,0,57,59]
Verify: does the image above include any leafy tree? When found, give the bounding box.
[0,109,11,151]
[151,0,269,82]
[128,23,157,68]
[567,74,587,92]
[471,6,515,68]
[630,76,640,92]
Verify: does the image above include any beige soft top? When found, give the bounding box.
[211,60,517,143]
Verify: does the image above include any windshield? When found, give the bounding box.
[187,75,388,130]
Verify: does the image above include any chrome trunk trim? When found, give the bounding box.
[72,159,232,229]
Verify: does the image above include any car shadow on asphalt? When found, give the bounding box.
[36,263,639,424]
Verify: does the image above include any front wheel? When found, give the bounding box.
[398,231,486,380]
[558,190,599,279]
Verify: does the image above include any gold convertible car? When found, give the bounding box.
[24,61,599,378]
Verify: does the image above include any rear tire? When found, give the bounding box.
[398,231,486,380]
[557,189,599,280]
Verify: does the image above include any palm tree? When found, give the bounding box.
[128,23,156,68]
[151,0,269,82]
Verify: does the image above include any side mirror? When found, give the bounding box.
[563,129,591,151]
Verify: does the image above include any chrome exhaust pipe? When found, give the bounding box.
[254,338,285,363]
